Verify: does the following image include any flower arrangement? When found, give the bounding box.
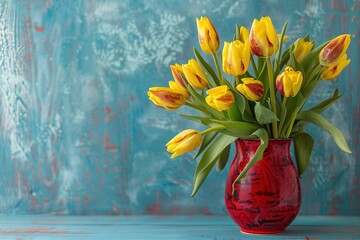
[148,16,352,196]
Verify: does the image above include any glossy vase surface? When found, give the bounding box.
[225,139,301,234]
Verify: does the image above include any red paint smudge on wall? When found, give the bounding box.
[35,26,44,32]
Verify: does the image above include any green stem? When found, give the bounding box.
[201,125,225,135]
[285,113,297,138]
[212,53,223,84]
[185,101,206,112]
[278,96,288,137]
[266,57,278,139]
[235,76,241,87]
[250,55,258,77]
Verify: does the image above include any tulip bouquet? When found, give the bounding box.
[148,16,352,196]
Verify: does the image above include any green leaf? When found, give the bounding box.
[225,81,255,122]
[187,86,224,119]
[231,128,269,193]
[191,134,237,197]
[193,48,220,86]
[254,102,279,124]
[193,131,217,159]
[301,40,328,70]
[308,89,342,114]
[275,21,288,72]
[217,144,231,172]
[294,132,314,175]
[209,119,259,138]
[297,111,352,153]
[279,93,304,137]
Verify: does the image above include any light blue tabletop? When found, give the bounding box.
[0,215,359,239]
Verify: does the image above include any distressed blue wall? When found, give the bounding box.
[0,0,358,215]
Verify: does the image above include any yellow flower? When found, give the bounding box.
[166,129,202,158]
[170,64,186,88]
[205,85,235,111]
[182,59,209,90]
[239,26,249,43]
[278,34,288,43]
[321,54,351,81]
[196,16,220,54]
[148,87,185,110]
[276,66,303,97]
[319,34,351,66]
[222,40,251,76]
[169,80,190,99]
[249,16,279,57]
[294,38,314,62]
[236,78,264,101]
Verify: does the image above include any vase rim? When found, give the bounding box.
[236,138,292,141]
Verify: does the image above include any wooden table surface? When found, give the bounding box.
[0,215,358,239]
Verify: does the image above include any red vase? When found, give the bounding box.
[225,139,301,234]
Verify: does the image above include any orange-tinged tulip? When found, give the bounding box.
[276,66,303,97]
[294,38,314,62]
[166,129,202,158]
[222,40,251,76]
[169,80,190,99]
[321,54,351,81]
[236,78,264,101]
[249,16,279,57]
[148,87,185,110]
[319,34,351,66]
[196,16,219,54]
[205,85,235,111]
[170,64,186,88]
[182,59,209,90]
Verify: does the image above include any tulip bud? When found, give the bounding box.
[196,16,220,54]
[321,54,351,81]
[236,78,264,101]
[239,26,249,43]
[294,38,314,62]
[169,80,190,99]
[166,129,202,158]
[276,66,303,97]
[205,85,235,111]
[148,87,185,110]
[182,59,209,90]
[249,16,279,57]
[170,64,186,88]
[222,40,251,76]
[319,34,351,66]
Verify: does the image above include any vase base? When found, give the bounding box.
[240,229,285,235]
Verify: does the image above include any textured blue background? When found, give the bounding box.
[0,0,358,215]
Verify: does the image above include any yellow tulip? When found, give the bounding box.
[205,85,235,111]
[222,40,251,76]
[276,66,303,97]
[236,78,264,101]
[169,80,190,99]
[182,59,209,90]
[239,26,249,43]
[294,38,314,62]
[249,16,279,57]
[319,34,351,66]
[278,34,288,44]
[170,64,186,88]
[196,16,220,54]
[321,54,351,81]
[148,87,185,110]
[166,129,202,158]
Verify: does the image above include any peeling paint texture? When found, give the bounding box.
[0,0,359,215]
